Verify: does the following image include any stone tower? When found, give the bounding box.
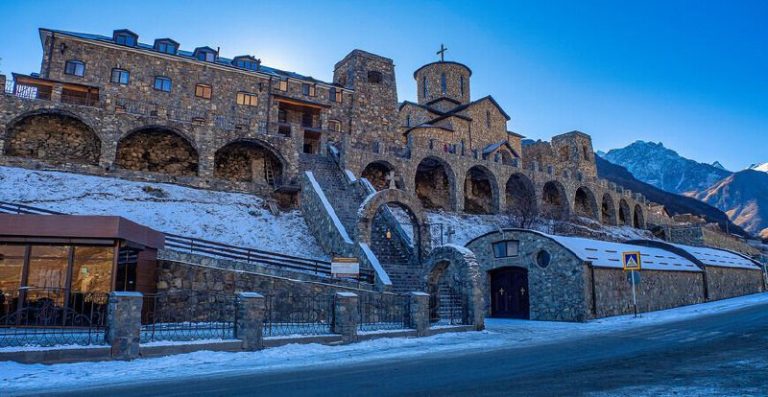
[414,61,472,112]
[551,131,598,179]
[333,50,399,143]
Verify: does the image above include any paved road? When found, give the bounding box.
[41,302,768,397]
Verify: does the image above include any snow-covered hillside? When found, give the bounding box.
[0,166,328,260]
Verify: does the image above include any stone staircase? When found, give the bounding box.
[300,153,422,293]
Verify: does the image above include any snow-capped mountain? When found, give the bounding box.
[603,141,731,195]
[749,162,768,173]
[693,169,768,238]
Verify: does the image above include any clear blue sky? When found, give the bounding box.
[1,0,765,170]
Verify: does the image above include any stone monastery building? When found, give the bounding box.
[0,28,763,323]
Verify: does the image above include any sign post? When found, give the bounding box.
[622,251,642,317]
[331,257,360,279]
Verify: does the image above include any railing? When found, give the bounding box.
[140,291,238,343]
[262,291,333,337]
[0,288,108,347]
[0,200,374,284]
[429,285,469,326]
[358,293,407,332]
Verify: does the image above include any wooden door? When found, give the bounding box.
[490,267,529,319]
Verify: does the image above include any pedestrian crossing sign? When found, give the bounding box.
[622,251,642,271]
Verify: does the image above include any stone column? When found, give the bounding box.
[106,291,143,360]
[332,292,358,343]
[405,291,430,337]
[236,292,266,351]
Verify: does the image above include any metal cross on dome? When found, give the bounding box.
[437,44,448,61]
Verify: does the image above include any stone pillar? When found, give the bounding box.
[106,291,143,360]
[405,292,430,337]
[236,292,266,351]
[332,292,358,343]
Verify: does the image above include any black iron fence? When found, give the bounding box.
[0,288,108,347]
[358,293,407,332]
[263,291,333,337]
[429,286,469,326]
[140,291,238,343]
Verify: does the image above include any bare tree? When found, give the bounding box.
[505,192,539,229]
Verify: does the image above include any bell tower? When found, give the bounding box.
[414,45,472,111]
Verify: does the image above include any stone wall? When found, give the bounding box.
[705,266,765,301]
[116,127,199,176]
[591,268,705,318]
[415,61,471,105]
[4,111,101,165]
[466,230,589,322]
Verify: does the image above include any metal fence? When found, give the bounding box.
[262,291,334,337]
[0,288,108,347]
[358,293,407,332]
[430,286,469,326]
[140,291,238,343]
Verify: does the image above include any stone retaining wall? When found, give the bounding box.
[705,266,765,301]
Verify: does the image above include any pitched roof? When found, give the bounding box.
[482,141,519,158]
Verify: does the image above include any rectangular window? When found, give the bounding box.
[0,244,25,296]
[492,240,519,258]
[157,42,177,55]
[236,92,258,106]
[330,87,342,103]
[26,245,70,305]
[110,68,130,85]
[64,60,85,77]
[71,246,114,294]
[153,76,172,92]
[302,83,316,96]
[195,84,212,99]
[278,79,288,91]
[197,51,216,62]
[328,120,342,132]
[115,34,136,47]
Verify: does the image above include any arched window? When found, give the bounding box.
[485,110,491,128]
[422,76,427,98]
[440,73,447,94]
[460,75,465,96]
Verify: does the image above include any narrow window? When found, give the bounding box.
[406,115,411,127]
[440,73,447,94]
[110,68,130,85]
[277,109,288,123]
[328,119,342,132]
[236,92,258,106]
[367,71,383,84]
[422,76,427,98]
[309,85,316,97]
[492,240,519,258]
[64,60,85,77]
[278,79,288,91]
[195,84,212,99]
[153,76,172,92]
[485,110,491,128]
[460,75,465,96]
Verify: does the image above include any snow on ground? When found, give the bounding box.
[2,293,766,395]
[0,166,328,260]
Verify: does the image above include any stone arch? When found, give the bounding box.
[541,180,570,220]
[601,193,617,226]
[414,156,456,210]
[362,160,403,191]
[4,109,101,165]
[633,204,646,229]
[214,139,286,186]
[115,126,199,176]
[618,199,631,226]
[505,173,537,224]
[357,189,430,262]
[573,186,599,220]
[422,245,484,329]
[463,165,499,214]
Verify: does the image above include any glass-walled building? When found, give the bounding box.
[0,215,164,321]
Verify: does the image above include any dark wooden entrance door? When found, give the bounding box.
[490,267,529,319]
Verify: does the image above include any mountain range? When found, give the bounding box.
[601,141,767,239]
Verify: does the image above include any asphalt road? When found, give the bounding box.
[38,301,768,397]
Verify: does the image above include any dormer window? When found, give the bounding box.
[154,39,179,55]
[193,47,217,63]
[232,56,261,71]
[113,29,138,47]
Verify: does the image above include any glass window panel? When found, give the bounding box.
[0,244,25,299]
[72,246,114,294]
[493,242,506,258]
[26,245,70,304]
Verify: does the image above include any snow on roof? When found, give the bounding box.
[548,234,701,272]
[671,243,760,270]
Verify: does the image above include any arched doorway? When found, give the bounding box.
[4,111,101,165]
[489,267,529,319]
[422,245,484,329]
[618,199,631,226]
[541,181,569,220]
[362,161,402,191]
[116,126,199,176]
[505,173,537,227]
[574,186,599,220]
[464,165,498,214]
[601,194,617,225]
[414,156,455,210]
[633,204,645,228]
[214,140,285,186]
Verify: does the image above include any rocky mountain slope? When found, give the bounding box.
[603,141,731,195]
[595,155,746,236]
[692,169,768,238]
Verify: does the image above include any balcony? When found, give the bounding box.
[6,74,99,107]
